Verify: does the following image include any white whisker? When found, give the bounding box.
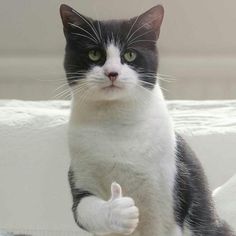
[35,78,67,82]
[72,33,98,43]
[96,21,103,43]
[54,83,70,92]
[157,73,175,79]
[72,84,95,105]
[53,87,71,100]
[126,16,140,42]
[72,9,101,42]
[69,23,98,43]
[127,16,162,46]
[66,71,87,75]
[128,30,153,44]
[128,39,156,46]
[127,23,149,44]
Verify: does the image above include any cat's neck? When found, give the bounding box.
[69,85,169,127]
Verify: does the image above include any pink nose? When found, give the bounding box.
[107,72,118,82]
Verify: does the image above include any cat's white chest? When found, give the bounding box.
[68,91,179,235]
[68,111,176,197]
[69,121,178,235]
[69,117,167,171]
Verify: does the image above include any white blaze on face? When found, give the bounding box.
[103,44,122,76]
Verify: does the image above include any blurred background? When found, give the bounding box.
[0,0,236,100]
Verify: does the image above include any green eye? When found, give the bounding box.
[124,50,137,62]
[88,50,102,62]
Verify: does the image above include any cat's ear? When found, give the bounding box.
[60,4,92,31]
[131,5,164,39]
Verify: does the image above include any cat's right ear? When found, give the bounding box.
[59,4,89,31]
[129,5,164,40]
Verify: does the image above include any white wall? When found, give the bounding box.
[0,0,236,100]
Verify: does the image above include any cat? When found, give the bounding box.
[60,4,234,236]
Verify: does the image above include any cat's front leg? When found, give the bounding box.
[75,182,139,235]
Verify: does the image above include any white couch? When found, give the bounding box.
[0,100,235,235]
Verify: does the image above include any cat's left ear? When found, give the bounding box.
[60,4,92,31]
[131,5,164,39]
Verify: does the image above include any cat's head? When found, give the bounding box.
[60,4,164,102]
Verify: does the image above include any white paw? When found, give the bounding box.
[105,182,139,235]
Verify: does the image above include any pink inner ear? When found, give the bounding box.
[60,4,93,29]
[139,5,164,33]
[60,4,84,28]
[60,4,74,27]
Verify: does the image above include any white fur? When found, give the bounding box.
[182,224,193,236]
[68,43,180,235]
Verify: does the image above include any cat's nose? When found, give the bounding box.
[107,72,118,82]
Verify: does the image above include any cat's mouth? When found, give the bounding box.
[101,84,122,91]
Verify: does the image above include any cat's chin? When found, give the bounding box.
[88,86,132,102]
[101,85,123,91]
[96,90,127,101]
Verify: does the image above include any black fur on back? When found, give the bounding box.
[174,135,235,235]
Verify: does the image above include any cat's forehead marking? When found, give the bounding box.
[103,43,122,73]
[106,43,120,59]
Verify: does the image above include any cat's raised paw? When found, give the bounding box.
[105,182,139,235]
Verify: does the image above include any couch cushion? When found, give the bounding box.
[0,100,235,234]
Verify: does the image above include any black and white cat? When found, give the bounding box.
[60,4,234,236]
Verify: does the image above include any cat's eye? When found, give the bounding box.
[88,50,102,62]
[123,50,137,62]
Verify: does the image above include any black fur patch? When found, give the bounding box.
[68,169,94,231]
[174,135,235,235]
